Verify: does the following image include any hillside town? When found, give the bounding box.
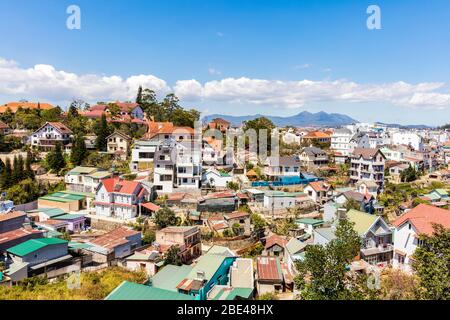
[0,96,449,300]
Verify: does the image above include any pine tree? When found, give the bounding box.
[17,155,25,181]
[12,156,21,184]
[1,158,12,189]
[71,134,87,166]
[95,114,110,151]
[25,151,35,180]
[136,85,143,105]
[47,143,66,174]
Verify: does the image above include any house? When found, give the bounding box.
[356,180,379,198]
[263,234,287,257]
[6,238,71,280]
[197,192,237,213]
[295,218,325,235]
[31,164,47,176]
[94,178,150,220]
[38,191,91,212]
[283,238,307,274]
[65,166,101,192]
[145,120,196,142]
[304,181,333,204]
[0,211,45,253]
[223,211,251,236]
[52,214,86,233]
[202,168,233,189]
[85,227,142,264]
[349,148,386,191]
[35,219,69,236]
[334,190,382,215]
[30,122,72,152]
[263,191,305,210]
[107,131,132,160]
[313,226,337,246]
[388,163,410,184]
[302,131,331,144]
[207,118,231,133]
[155,226,202,263]
[256,256,284,295]
[0,121,11,135]
[84,135,97,150]
[84,102,145,120]
[130,140,160,172]
[392,204,450,273]
[153,140,202,193]
[121,247,162,276]
[264,156,301,181]
[331,128,353,156]
[346,209,393,266]
[0,102,54,113]
[299,146,328,171]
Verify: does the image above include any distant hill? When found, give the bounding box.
[375,122,434,130]
[203,111,357,127]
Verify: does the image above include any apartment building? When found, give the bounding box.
[30,122,72,152]
[349,148,386,191]
[155,226,202,263]
[331,128,353,156]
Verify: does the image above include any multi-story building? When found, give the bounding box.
[94,178,151,220]
[391,131,423,151]
[299,146,328,171]
[392,204,450,273]
[153,139,202,193]
[349,148,386,191]
[30,122,72,152]
[130,140,160,172]
[263,156,301,181]
[106,131,132,160]
[155,226,202,263]
[331,128,353,156]
[65,166,112,193]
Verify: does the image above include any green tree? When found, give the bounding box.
[231,222,242,236]
[71,134,87,166]
[412,224,450,300]
[226,181,240,191]
[142,230,156,245]
[243,117,275,154]
[164,245,182,266]
[344,198,361,211]
[294,219,363,300]
[95,114,111,151]
[153,207,179,229]
[0,158,12,188]
[136,85,143,105]
[25,151,35,180]
[46,143,66,173]
[251,213,266,231]
[400,165,418,182]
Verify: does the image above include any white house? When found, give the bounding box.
[30,122,73,152]
[391,131,423,151]
[264,156,301,180]
[130,140,160,172]
[392,204,450,273]
[263,191,304,210]
[202,168,233,188]
[94,178,150,220]
[331,128,353,156]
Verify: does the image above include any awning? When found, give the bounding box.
[30,254,73,270]
[141,202,161,212]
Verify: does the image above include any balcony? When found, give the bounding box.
[361,244,393,256]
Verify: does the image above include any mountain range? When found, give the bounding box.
[203,111,358,127]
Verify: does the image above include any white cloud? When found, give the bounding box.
[1,57,449,109]
[293,63,311,70]
[208,67,222,76]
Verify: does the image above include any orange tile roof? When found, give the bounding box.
[308,181,332,192]
[393,204,450,236]
[0,102,54,113]
[145,120,194,139]
[100,178,141,195]
[264,234,287,250]
[303,131,331,139]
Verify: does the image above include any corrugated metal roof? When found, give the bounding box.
[106,281,194,300]
[7,238,68,256]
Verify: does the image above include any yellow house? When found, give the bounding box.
[107,131,131,160]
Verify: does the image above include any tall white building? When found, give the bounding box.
[331,128,353,156]
[391,131,423,151]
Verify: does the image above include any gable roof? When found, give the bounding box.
[151,264,194,292]
[307,181,332,192]
[264,234,287,250]
[393,204,450,236]
[266,156,301,167]
[35,122,72,135]
[145,120,195,139]
[346,209,379,236]
[351,148,385,160]
[89,227,140,251]
[7,238,67,256]
[106,131,132,141]
[100,178,141,195]
[0,211,26,223]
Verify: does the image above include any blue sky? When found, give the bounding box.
[0,0,450,125]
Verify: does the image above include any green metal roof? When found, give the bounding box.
[54,214,86,220]
[346,209,378,236]
[185,253,229,282]
[151,265,193,292]
[7,238,68,257]
[50,192,86,200]
[28,208,66,218]
[68,242,93,250]
[296,218,324,226]
[87,171,111,179]
[105,281,194,300]
[226,287,253,300]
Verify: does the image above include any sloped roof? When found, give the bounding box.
[307,181,332,192]
[105,281,194,300]
[0,211,26,222]
[89,227,139,251]
[7,238,67,256]
[346,209,378,236]
[257,256,283,282]
[393,204,450,236]
[100,178,141,195]
[151,265,193,292]
[264,234,287,250]
[351,148,384,160]
[0,102,54,113]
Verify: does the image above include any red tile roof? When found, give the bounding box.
[0,102,54,113]
[46,122,72,134]
[100,178,141,195]
[145,120,194,139]
[257,256,283,282]
[393,204,450,236]
[308,181,332,192]
[224,211,250,220]
[141,202,160,212]
[264,234,287,250]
